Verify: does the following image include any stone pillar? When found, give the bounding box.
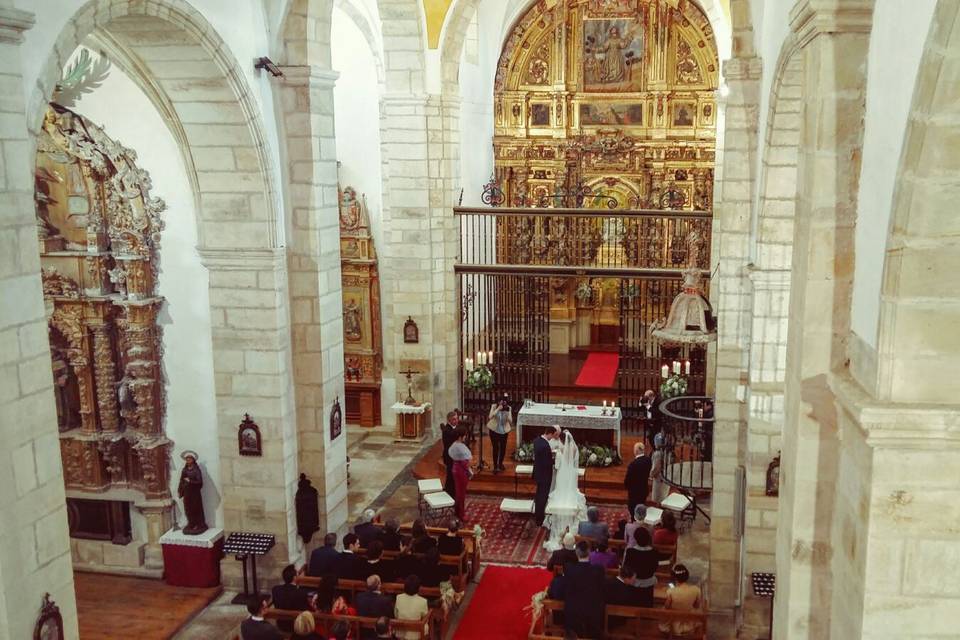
[0,4,79,639]
[707,53,761,617]
[277,65,348,540]
[136,503,174,571]
[774,1,873,637]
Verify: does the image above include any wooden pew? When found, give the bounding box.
[528,598,708,640]
[294,576,442,601]
[381,522,482,580]
[264,607,435,639]
[575,535,677,579]
[353,547,469,590]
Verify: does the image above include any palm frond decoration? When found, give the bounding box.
[52,49,112,108]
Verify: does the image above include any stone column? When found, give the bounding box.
[0,4,78,639]
[774,1,873,637]
[278,65,348,539]
[136,502,174,571]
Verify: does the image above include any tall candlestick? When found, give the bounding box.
[684,360,691,375]
[661,365,669,378]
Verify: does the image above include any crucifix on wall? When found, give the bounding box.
[398,367,421,406]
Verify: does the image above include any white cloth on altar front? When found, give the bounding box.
[543,430,587,551]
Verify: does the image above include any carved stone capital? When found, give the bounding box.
[722,56,762,82]
[198,247,286,271]
[0,6,34,44]
[789,0,874,48]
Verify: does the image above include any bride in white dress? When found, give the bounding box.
[543,429,588,550]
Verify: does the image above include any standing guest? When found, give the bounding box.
[410,520,437,554]
[336,533,366,580]
[533,426,560,528]
[589,541,619,569]
[653,510,679,547]
[271,564,310,632]
[240,595,283,640]
[624,442,652,520]
[355,509,381,548]
[624,504,651,550]
[436,518,464,556]
[381,518,403,551]
[486,396,513,473]
[562,541,605,639]
[355,575,395,639]
[650,437,668,504]
[660,564,702,637]
[394,575,429,640]
[640,389,659,445]
[623,528,658,607]
[577,506,610,545]
[440,411,460,496]
[291,611,323,640]
[448,426,473,520]
[546,532,578,573]
[309,533,340,577]
[360,540,394,582]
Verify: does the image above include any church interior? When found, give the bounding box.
[0,0,958,638]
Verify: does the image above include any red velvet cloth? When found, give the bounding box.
[574,352,620,387]
[162,538,223,587]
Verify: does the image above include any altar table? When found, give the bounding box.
[516,402,622,450]
[159,527,224,587]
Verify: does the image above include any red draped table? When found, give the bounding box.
[160,528,224,587]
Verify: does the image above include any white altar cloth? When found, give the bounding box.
[516,402,622,451]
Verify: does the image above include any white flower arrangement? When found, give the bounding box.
[660,373,689,399]
[465,364,494,391]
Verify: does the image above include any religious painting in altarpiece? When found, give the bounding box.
[493,0,718,212]
[339,185,383,427]
[35,105,172,525]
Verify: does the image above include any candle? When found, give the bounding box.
[467,358,474,372]
[661,365,669,378]
[603,400,607,408]
[488,350,494,365]
[684,360,691,375]
[673,361,680,374]
[611,402,615,410]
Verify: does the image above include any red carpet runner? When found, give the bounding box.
[454,565,552,640]
[575,352,620,387]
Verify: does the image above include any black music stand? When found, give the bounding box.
[225,532,276,604]
[751,572,776,640]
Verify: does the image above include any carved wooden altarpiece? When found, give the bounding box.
[339,186,382,427]
[35,105,172,543]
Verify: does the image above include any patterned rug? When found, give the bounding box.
[463,495,629,566]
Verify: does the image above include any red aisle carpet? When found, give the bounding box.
[575,352,620,387]
[454,565,552,640]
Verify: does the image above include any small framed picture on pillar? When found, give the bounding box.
[238,413,262,456]
[330,397,343,441]
[34,594,64,640]
[403,316,419,343]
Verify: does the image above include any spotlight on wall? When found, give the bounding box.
[254,57,283,78]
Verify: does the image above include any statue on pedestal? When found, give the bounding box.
[178,450,208,535]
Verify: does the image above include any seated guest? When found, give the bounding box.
[392,536,423,582]
[623,528,658,604]
[309,533,340,576]
[272,564,310,632]
[381,518,403,551]
[336,533,367,580]
[315,574,338,611]
[547,572,567,600]
[604,563,644,607]
[624,504,651,550]
[589,541,619,569]
[291,611,323,640]
[660,564,702,637]
[577,506,610,545]
[546,532,578,573]
[240,595,283,640]
[410,519,437,553]
[436,518,464,556]
[355,575,395,639]
[419,546,453,587]
[562,541,605,639]
[355,509,381,548]
[653,510,679,547]
[329,620,350,640]
[360,540,394,582]
[374,616,396,639]
[394,575,429,640]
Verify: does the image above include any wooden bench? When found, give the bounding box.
[575,535,677,578]
[528,598,708,639]
[352,547,469,590]
[377,522,482,580]
[264,607,435,639]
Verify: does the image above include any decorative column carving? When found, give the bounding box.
[137,503,174,570]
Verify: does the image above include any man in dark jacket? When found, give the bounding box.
[562,541,605,639]
[355,575,395,639]
[604,564,643,607]
[355,508,381,548]
[336,533,367,581]
[308,533,340,577]
[239,595,282,640]
[624,441,652,519]
[533,426,559,527]
[441,411,460,496]
[270,564,310,632]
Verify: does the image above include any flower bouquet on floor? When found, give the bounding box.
[465,365,494,391]
[660,373,688,399]
[578,443,621,468]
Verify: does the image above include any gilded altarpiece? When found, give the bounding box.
[492,0,718,353]
[339,187,383,427]
[35,106,172,558]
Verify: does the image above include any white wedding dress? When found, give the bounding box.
[543,430,588,551]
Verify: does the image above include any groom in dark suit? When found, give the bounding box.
[533,426,559,527]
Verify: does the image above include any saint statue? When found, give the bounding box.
[344,299,362,341]
[599,26,632,83]
[178,451,208,535]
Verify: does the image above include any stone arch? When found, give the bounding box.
[377,0,426,93]
[280,0,335,67]
[334,0,386,87]
[875,0,960,403]
[29,0,281,249]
